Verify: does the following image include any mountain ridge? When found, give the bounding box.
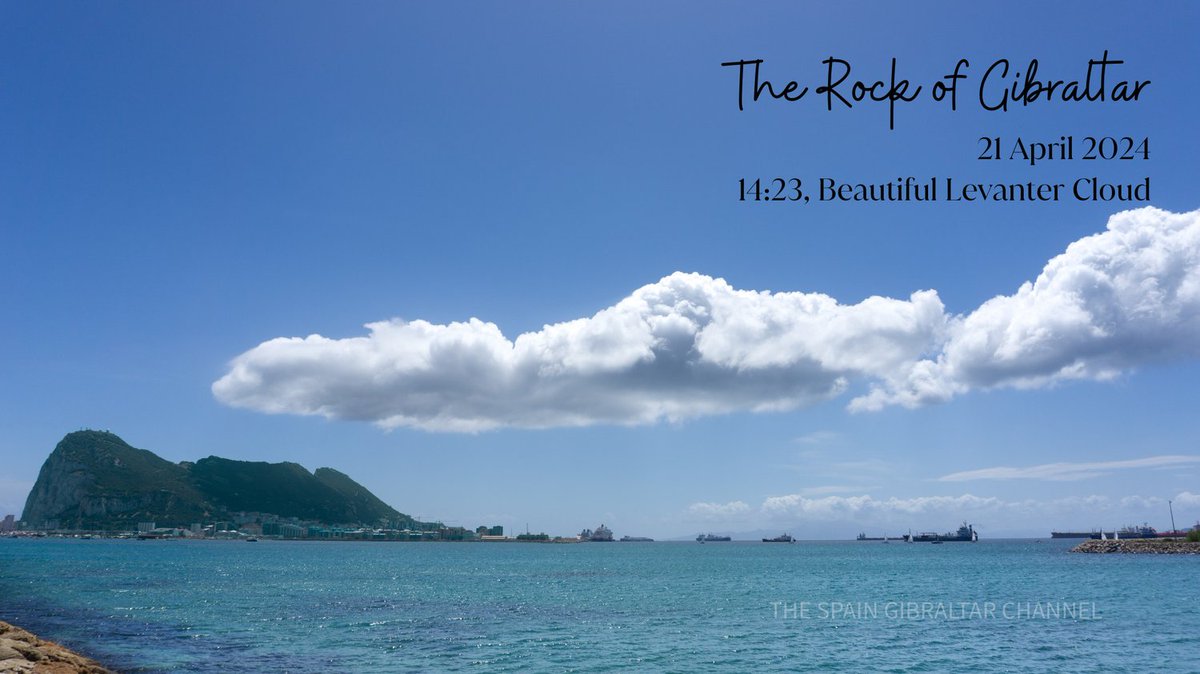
[21,430,408,529]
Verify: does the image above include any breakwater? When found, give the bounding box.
[1072,539,1200,554]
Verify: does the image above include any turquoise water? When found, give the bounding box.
[0,538,1196,672]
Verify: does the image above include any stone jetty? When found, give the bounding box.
[0,622,112,674]
[1072,539,1200,554]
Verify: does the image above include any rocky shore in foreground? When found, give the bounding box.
[1072,539,1200,554]
[0,622,112,674]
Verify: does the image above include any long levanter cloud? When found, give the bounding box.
[213,207,1200,431]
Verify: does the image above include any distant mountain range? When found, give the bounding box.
[21,430,410,529]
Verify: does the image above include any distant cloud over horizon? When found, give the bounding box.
[938,455,1200,482]
[685,490,1200,533]
[214,207,1200,431]
[686,501,751,521]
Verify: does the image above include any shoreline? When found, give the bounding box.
[0,621,113,674]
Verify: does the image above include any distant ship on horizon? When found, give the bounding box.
[696,533,732,542]
[579,524,614,542]
[762,533,794,543]
[904,522,978,543]
[1049,531,1094,539]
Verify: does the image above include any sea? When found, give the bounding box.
[0,538,1196,673]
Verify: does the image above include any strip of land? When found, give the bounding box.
[0,622,112,674]
[1072,539,1200,554]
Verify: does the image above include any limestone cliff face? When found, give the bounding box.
[20,446,93,526]
[21,430,408,529]
[21,431,210,529]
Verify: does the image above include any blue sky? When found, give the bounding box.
[2,2,1198,538]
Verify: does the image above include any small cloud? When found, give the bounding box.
[1120,495,1164,509]
[790,485,865,496]
[793,431,841,446]
[685,500,751,521]
[760,493,1002,519]
[1173,491,1200,507]
[938,455,1200,482]
[829,459,894,474]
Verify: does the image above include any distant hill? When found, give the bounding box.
[21,430,409,529]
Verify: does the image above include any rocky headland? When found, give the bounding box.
[21,430,409,531]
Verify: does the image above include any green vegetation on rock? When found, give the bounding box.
[191,456,401,525]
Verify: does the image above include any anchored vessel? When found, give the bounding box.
[762,533,794,543]
[905,522,978,543]
[579,524,614,541]
[696,533,732,542]
[1050,531,1094,539]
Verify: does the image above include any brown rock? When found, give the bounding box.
[0,624,112,674]
[0,641,26,661]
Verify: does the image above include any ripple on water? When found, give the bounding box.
[1,539,1196,673]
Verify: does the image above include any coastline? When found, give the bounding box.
[0,621,113,674]
[1071,539,1200,554]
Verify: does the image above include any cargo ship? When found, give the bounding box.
[905,522,977,543]
[1050,531,1095,539]
[696,533,732,542]
[762,533,794,543]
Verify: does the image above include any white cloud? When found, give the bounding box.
[1173,491,1200,507]
[756,491,1180,527]
[1120,495,1165,510]
[792,431,841,446]
[760,493,1002,519]
[686,501,751,521]
[213,207,1200,431]
[852,207,1200,410]
[214,271,945,431]
[787,485,865,496]
[938,455,1200,482]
